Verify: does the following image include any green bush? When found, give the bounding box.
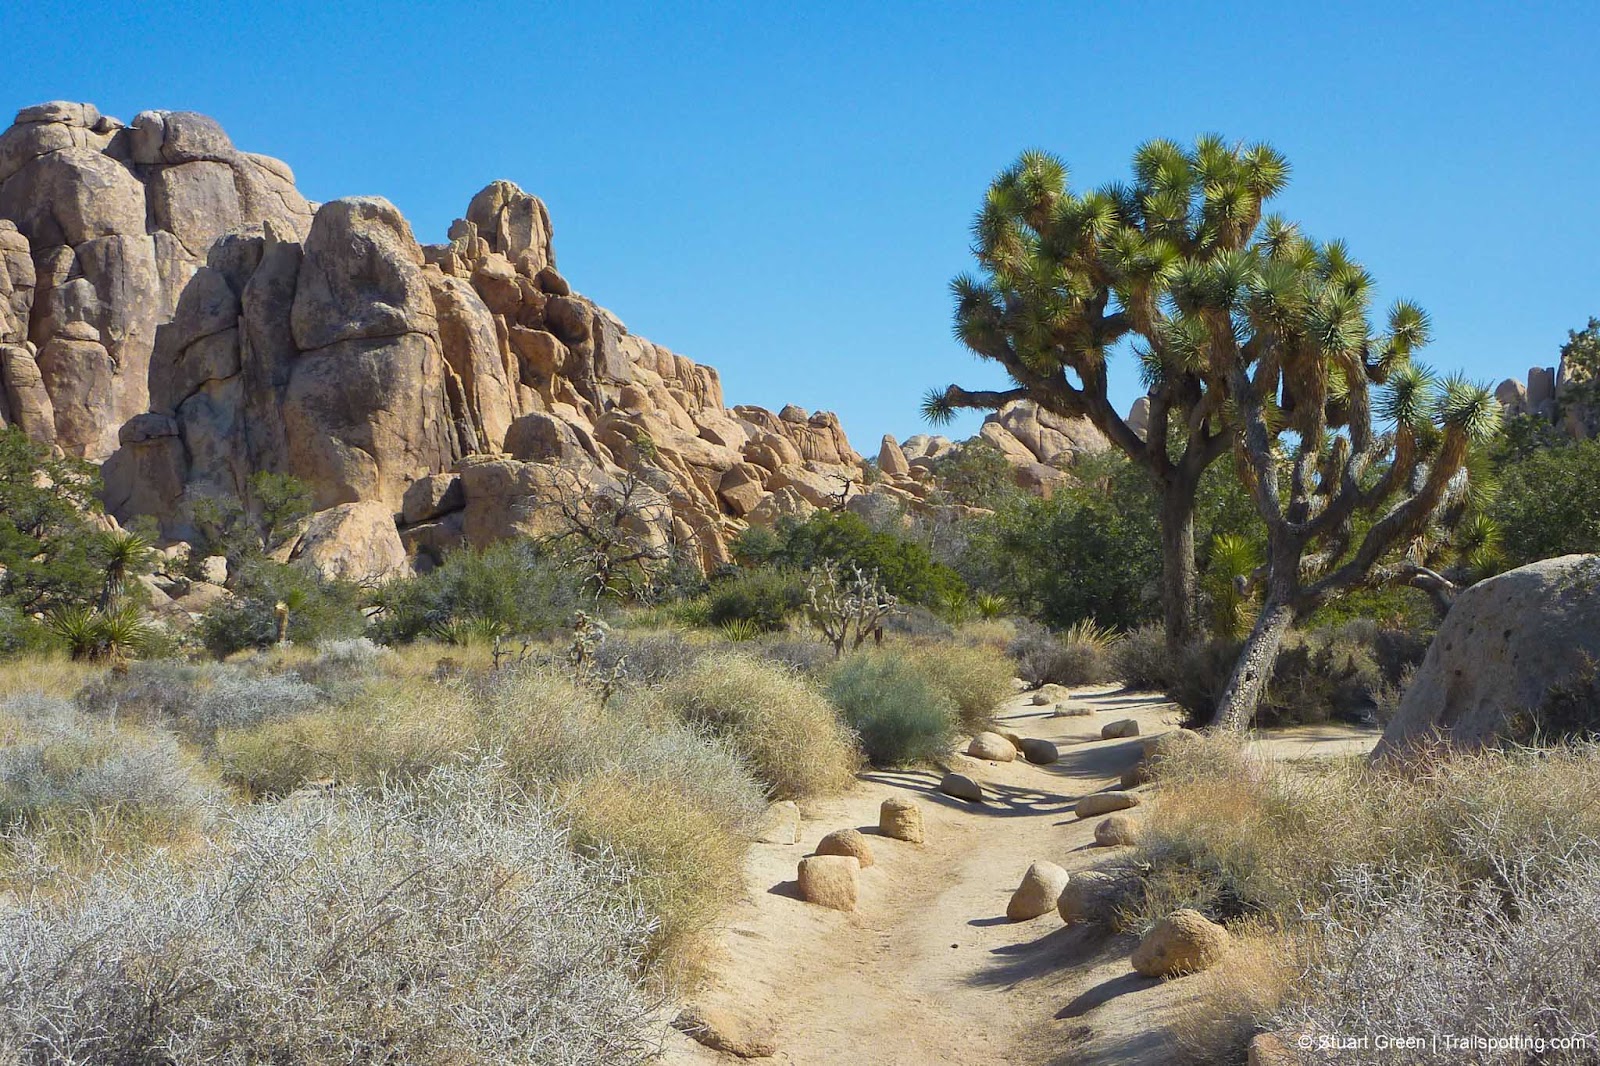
[927,441,1023,508]
[196,561,364,658]
[1491,438,1600,566]
[765,511,968,609]
[824,652,957,766]
[705,567,804,632]
[369,541,581,644]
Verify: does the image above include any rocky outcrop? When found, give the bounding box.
[1376,555,1600,755]
[0,103,311,459]
[1496,358,1598,440]
[2,100,1122,581]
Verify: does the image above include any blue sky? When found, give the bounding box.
[4,1,1594,447]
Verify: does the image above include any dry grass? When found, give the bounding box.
[1138,735,1600,1063]
[0,656,97,700]
[901,641,1014,733]
[1166,922,1300,1065]
[654,652,862,800]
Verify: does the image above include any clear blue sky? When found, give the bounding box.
[4,1,1594,447]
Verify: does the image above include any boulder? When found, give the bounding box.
[815,828,875,868]
[877,434,910,476]
[198,554,228,585]
[1031,683,1069,706]
[1094,814,1139,847]
[289,501,409,583]
[1052,702,1094,718]
[1101,719,1140,740]
[1006,860,1070,921]
[754,800,800,845]
[1057,868,1138,927]
[1019,738,1059,764]
[797,855,859,912]
[938,772,984,802]
[1377,555,1600,755]
[400,473,463,525]
[967,731,1017,762]
[672,1005,777,1060]
[1120,761,1151,789]
[1131,909,1231,978]
[878,796,924,843]
[1076,791,1141,818]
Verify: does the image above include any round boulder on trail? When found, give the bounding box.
[1075,790,1142,818]
[938,772,984,802]
[1094,814,1139,846]
[1101,719,1140,739]
[967,731,1017,762]
[815,828,875,868]
[1007,860,1070,920]
[797,855,859,912]
[1131,908,1231,977]
[1019,738,1059,764]
[878,796,925,843]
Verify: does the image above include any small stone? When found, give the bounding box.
[938,772,984,802]
[672,1004,777,1059]
[797,855,859,911]
[1131,908,1232,978]
[754,800,800,845]
[1101,719,1141,739]
[878,796,924,843]
[1094,814,1139,847]
[816,828,875,868]
[967,731,1016,762]
[1019,738,1059,764]
[199,554,228,585]
[1006,860,1070,920]
[1052,701,1095,717]
[1076,791,1142,818]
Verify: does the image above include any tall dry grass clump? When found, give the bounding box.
[654,652,861,799]
[0,763,662,1066]
[901,641,1014,733]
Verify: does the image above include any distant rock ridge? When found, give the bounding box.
[0,100,1115,579]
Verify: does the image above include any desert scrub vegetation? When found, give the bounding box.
[824,650,958,766]
[654,652,861,799]
[0,763,663,1066]
[1136,735,1600,1063]
[1008,619,1119,687]
[0,691,219,860]
[900,640,1013,732]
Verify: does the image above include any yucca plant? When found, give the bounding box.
[717,619,761,643]
[974,592,1009,620]
[45,603,153,662]
[430,616,509,647]
[1061,617,1119,651]
[97,529,152,610]
[1202,533,1263,640]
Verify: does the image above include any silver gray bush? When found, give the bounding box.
[1278,846,1600,1064]
[0,762,664,1065]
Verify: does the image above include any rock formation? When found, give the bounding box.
[1495,359,1597,440]
[0,100,1137,582]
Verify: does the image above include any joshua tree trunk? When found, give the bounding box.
[1212,596,1296,732]
[1158,480,1200,650]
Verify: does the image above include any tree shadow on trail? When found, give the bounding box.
[967,922,1132,990]
[858,768,1080,818]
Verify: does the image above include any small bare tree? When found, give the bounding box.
[542,467,678,603]
[805,561,898,658]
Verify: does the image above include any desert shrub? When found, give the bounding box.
[705,567,804,632]
[1111,623,1176,689]
[901,641,1012,732]
[196,560,364,658]
[764,511,969,609]
[369,540,582,644]
[1168,639,1245,729]
[1168,924,1299,1066]
[190,671,325,738]
[927,440,1023,508]
[78,660,326,744]
[1007,619,1118,687]
[750,636,834,676]
[1491,437,1600,566]
[216,678,475,797]
[1275,860,1600,1064]
[655,653,861,799]
[0,765,662,1066]
[591,629,703,686]
[881,603,954,639]
[824,651,958,766]
[77,659,217,726]
[0,693,218,847]
[0,607,61,658]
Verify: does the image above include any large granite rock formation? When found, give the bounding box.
[7,101,1005,578]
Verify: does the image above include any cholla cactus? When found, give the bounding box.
[805,561,898,658]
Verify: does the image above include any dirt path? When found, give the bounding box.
[656,686,1199,1065]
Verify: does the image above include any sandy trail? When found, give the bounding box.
[656,686,1179,1065]
[660,687,1383,1065]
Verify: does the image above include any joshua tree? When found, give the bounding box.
[926,138,1291,646]
[1208,232,1501,729]
[806,561,898,658]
